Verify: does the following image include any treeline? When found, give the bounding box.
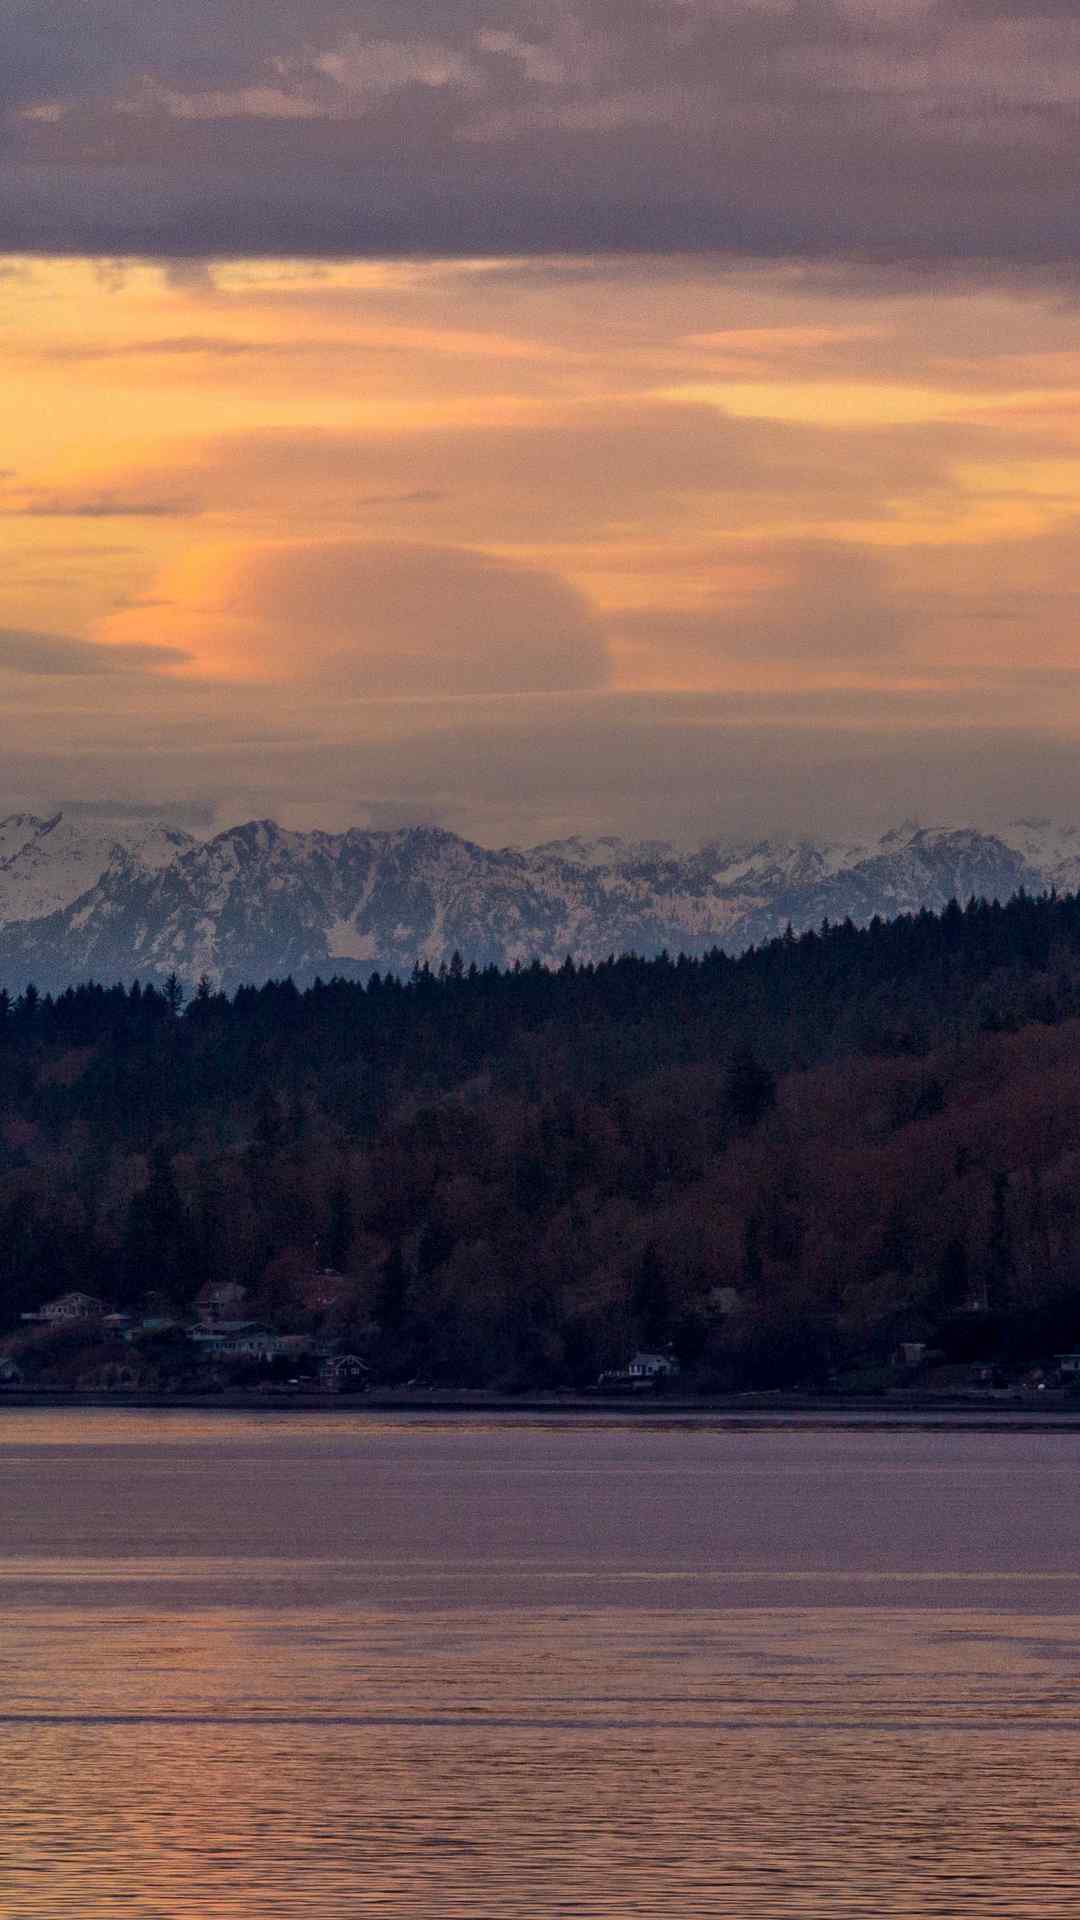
[4,887,1080,1386]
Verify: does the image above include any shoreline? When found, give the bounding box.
[4,1387,1080,1430]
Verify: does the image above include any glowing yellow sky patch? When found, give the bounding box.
[664,381,988,428]
[682,326,887,353]
[954,458,1080,501]
[4,253,1080,740]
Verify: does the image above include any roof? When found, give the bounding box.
[193,1319,260,1334]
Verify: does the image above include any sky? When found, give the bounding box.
[5,1,1080,845]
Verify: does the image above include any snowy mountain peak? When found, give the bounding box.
[530,835,678,870]
[878,818,923,848]
[0,810,1076,991]
[0,812,195,927]
[0,812,56,866]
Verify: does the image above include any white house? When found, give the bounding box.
[320,1354,371,1391]
[1057,1353,1080,1377]
[626,1350,680,1379]
[21,1291,110,1324]
[191,1322,290,1361]
[598,1349,680,1390]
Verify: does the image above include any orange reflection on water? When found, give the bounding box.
[5,1416,1080,1915]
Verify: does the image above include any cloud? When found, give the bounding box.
[10,690,1080,850]
[35,337,271,362]
[113,401,955,549]
[0,628,190,675]
[610,542,913,683]
[27,334,382,364]
[356,490,444,510]
[3,491,199,519]
[97,540,611,694]
[55,795,216,828]
[888,516,1080,664]
[4,1,1080,269]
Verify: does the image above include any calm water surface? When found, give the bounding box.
[3,1411,1080,1916]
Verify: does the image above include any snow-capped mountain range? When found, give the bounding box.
[1,810,1078,994]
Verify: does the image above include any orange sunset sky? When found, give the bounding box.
[5,2,1080,843]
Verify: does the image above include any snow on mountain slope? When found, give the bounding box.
[0,813,195,926]
[0,811,1074,991]
[995,818,1080,894]
[530,835,678,870]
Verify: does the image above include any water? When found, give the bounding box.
[3,1411,1080,1916]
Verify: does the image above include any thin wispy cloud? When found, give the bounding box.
[0,628,190,675]
[3,494,200,519]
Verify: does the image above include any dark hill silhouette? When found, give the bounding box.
[3,887,1080,1388]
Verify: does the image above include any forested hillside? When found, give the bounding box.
[5,888,1080,1390]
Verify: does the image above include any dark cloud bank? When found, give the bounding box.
[4,1,1080,266]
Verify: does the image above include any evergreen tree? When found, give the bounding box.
[417,1218,456,1278]
[325,1181,353,1271]
[723,1045,776,1130]
[986,1171,1015,1312]
[743,1214,764,1291]
[121,1147,192,1308]
[936,1236,968,1313]
[376,1245,409,1331]
[878,1202,914,1278]
[631,1242,670,1348]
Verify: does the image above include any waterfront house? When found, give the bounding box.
[21,1291,110,1324]
[893,1340,928,1370]
[195,1281,249,1323]
[191,1322,292,1362]
[320,1354,370,1391]
[124,1315,183,1340]
[77,1360,141,1392]
[597,1349,680,1392]
[626,1350,679,1379]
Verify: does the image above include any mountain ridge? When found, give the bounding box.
[0,810,1077,992]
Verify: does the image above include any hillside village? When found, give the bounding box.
[5,895,1080,1396]
[3,1280,1079,1402]
[1,1283,690,1397]
[2,1282,371,1394]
